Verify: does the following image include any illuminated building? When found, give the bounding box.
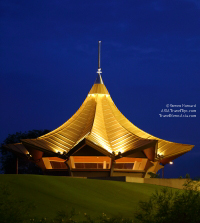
[3,42,194,177]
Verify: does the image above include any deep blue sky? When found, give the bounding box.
[0,0,199,178]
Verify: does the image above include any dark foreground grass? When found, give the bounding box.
[0,175,168,220]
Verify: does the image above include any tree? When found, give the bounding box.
[148,171,160,178]
[134,180,200,223]
[0,130,50,174]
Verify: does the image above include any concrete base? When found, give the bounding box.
[126,177,188,189]
[45,169,70,176]
[71,169,110,177]
[113,171,145,178]
[88,176,126,182]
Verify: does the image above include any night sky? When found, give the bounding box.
[0,0,199,178]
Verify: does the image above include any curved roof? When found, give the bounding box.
[21,74,194,162]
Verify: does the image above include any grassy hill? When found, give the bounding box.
[0,175,168,221]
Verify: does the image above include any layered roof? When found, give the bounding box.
[21,73,194,162]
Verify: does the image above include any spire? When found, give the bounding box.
[97,41,102,75]
[95,41,103,84]
[89,41,109,94]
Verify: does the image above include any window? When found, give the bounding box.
[50,161,67,169]
[114,163,134,170]
[74,163,109,169]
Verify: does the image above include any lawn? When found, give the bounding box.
[0,174,168,220]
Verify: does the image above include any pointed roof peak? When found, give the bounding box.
[94,73,104,84]
[89,73,109,95]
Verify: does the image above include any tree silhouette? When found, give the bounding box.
[0,130,50,174]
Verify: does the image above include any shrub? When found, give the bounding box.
[134,180,200,223]
[147,172,160,178]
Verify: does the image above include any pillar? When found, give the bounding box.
[110,158,115,177]
[64,159,72,176]
[16,157,18,174]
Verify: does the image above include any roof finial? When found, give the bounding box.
[97,41,102,74]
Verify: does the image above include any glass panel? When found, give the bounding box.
[124,163,134,169]
[85,163,97,169]
[50,161,68,169]
[97,163,103,169]
[114,163,134,170]
[74,163,110,169]
[60,162,68,169]
[75,163,84,168]
[115,163,124,169]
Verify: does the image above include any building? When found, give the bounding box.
[3,42,194,178]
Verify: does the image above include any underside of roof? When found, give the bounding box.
[20,74,194,162]
[3,143,28,157]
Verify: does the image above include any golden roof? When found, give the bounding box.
[21,73,194,162]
